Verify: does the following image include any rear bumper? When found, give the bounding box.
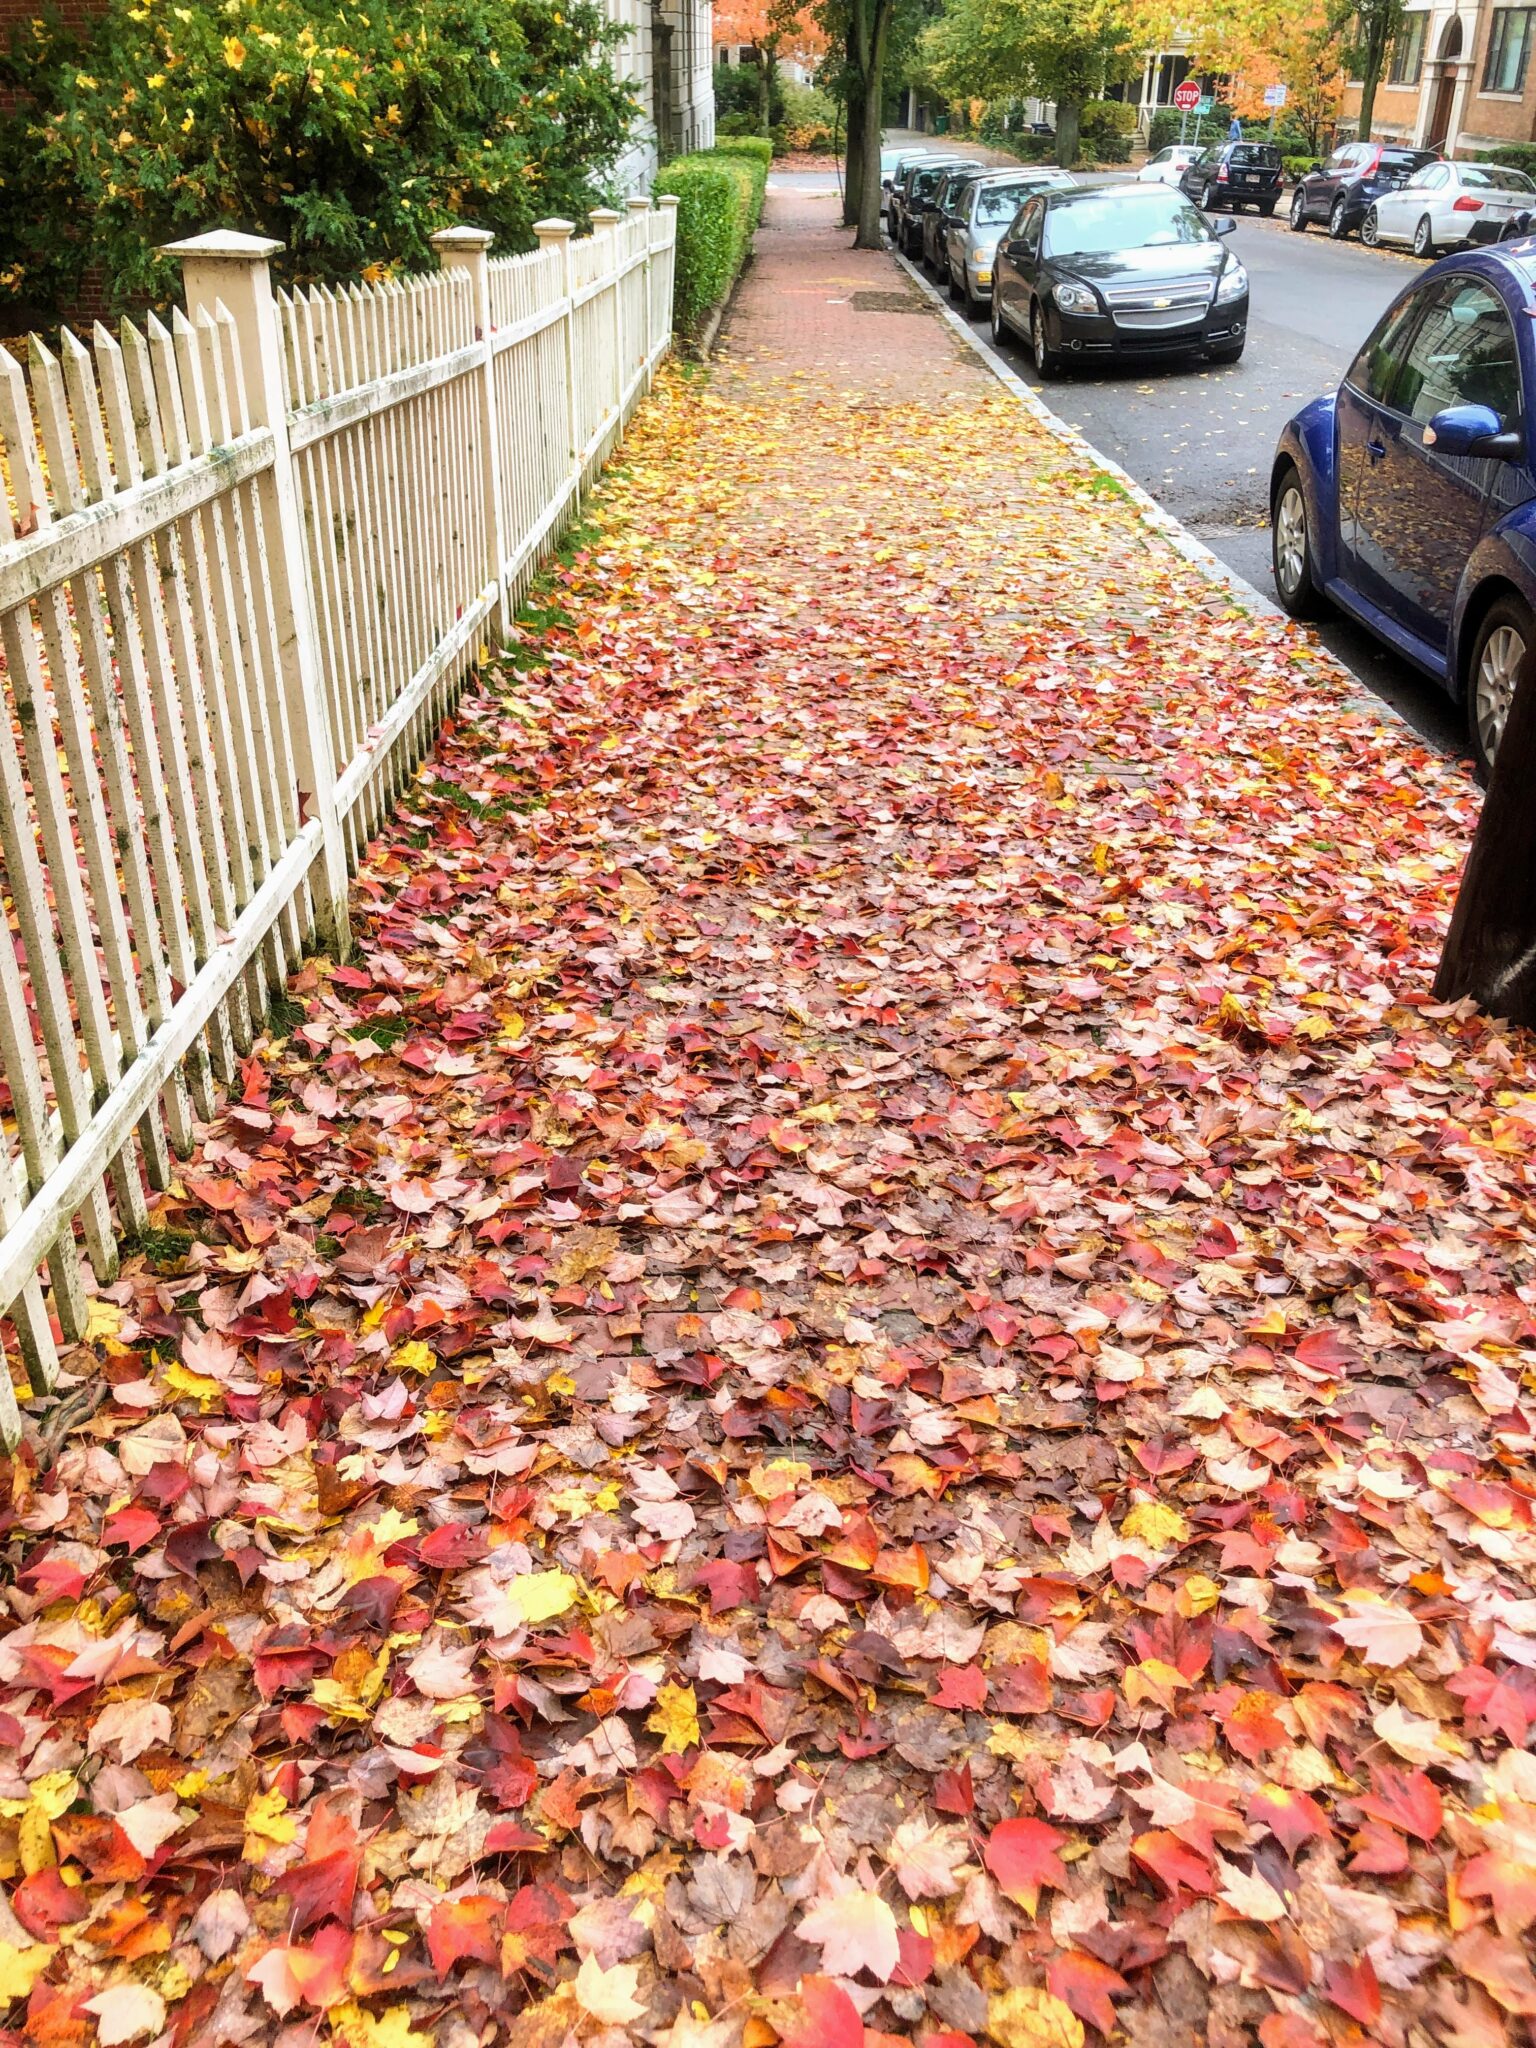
[1211,180,1281,206]
[1467,212,1531,244]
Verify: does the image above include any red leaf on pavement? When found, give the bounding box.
[1355,1765,1443,1842]
[1132,1831,1216,1898]
[1324,1955,1382,2026]
[780,1973,864,2048]
[983,1816,1069,1914]
[1047,1950,1129,2033]
[930,1664,987,1710]
[428,1895,504,1972]
[1248,1784,1330,1856]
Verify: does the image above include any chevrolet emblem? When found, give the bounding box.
[1152,296,1171,308]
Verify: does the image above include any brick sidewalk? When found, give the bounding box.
[717,185,983,404]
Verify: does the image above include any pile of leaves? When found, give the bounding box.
[2,366,1536,2048]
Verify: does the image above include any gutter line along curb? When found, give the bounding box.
[885,237,1411,732]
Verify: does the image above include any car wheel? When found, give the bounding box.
[1290,189,1309,231]
[1272,465,1322,620]
[1468,595,1532,783]
[946,261,962,299]
[1032,301,1062,379]
[1259,199,1277,217]
[1361,205,1381,248]
[1328,196,1350,239]
[990,287,1006,343]
[1413,214,1436,258]
[1201,182,1218,210]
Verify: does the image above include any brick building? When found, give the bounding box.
[1342,2,1536,154]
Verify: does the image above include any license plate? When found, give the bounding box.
[1243,173,1259,184]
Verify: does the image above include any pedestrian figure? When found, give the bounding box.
[1229,114,1243,140]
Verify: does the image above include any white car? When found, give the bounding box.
[1363,160,1536,256]
[1138,145,1202,187]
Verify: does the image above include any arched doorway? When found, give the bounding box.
[1428,15,1464,148]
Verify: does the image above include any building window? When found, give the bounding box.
[1390,12,1427,83]
[1484,7,1534,91]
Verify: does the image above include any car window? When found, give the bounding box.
[1395,278,1522,425]
[1150,149,1173,164]
[1230,143,1280,167]
[1014,199,1045,261]
[1347,288,1430,404]
[1463,165,1536,191]
[1323,150,1352,173]
[1422,164,1451,189]
[1042,188,1214,257]
[975,181,1040,223]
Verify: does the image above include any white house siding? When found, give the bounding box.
[606,0,714,192]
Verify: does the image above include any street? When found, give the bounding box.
[775,162,1470,753]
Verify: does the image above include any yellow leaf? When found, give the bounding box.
[330,2001,434,2048]
[244,1787,296,1845]
[18,1806,54,1875]
[508,1569,579,1627]
[647,1681,700,1755]
[85,1299,124,1344]
[987,1986,1085,2048]
[1120,1501,1188,1551]
[1179,1573,1221,1616]
[392,1341,434,1376]
[163,1362,221,1405]
[28,1773,77,1822]
[223,35,246,65]
[0,1942,56,2001]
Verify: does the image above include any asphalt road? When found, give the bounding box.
[945,207,1468,754]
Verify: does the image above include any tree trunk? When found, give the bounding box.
[758,54,772,138]
[844,83,866,227]
[852,0,891,249]
[1357,50,1381,140]
[1055,99,1081,169]
[1434,646,1536,1023]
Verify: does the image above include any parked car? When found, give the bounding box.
[1179,139,1284,216]
[1363,160,1536,256]
[889,153,966,241]
[1289,141,1439,239]
[942,168,1075,309]
[1271,245,1536,778]
[894,155,983,255]
[1139,144,1202,188]
[990,181,1248,375]
[921,166,987,273]
[882,147,937,220]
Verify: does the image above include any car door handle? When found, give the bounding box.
[1367,438,1387,462]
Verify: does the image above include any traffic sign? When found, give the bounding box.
[1263,83,1288,107]
[1195,98,1213,115]
[1173,80,1201,111]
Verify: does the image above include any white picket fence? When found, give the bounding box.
[0,200,677,1443]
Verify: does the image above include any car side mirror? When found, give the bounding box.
[1424,403,1522,459]
[1310,162,1323,174]
[1214,216,1237,236]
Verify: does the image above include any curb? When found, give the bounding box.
[885,238,1414,730]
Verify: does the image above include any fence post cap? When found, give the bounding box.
[160,228,284,261]
[533,217,576,241]
[657,194,681,211]
[626,195,653,212]
[430,224,495,250]
[589,207,622,226]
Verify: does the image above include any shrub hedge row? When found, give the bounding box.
[654,140,769,336]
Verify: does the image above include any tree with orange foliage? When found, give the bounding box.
[715,0,827,134]
[1191,0,1347,152]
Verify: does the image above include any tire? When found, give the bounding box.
[1468,595,1532,783]
[1032,301,1062,379]
[1329,196,1350,239]
[1290,189,1309,231]
[1413,214,1436,258]
[990,286,1007,344]
[1272,464,1322,620]
[1259,199,1277,217]
[946,261,962,300]
[1208,340,1245,364]
[1201,182,1219,210]
[1361,204,1381,248]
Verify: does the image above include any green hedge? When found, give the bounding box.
[1488,144,1536,178]
[654,144,769,335]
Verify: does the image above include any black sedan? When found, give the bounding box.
[989,183,1249,377]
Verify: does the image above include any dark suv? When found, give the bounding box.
[1179,141,1284,215]
[1289,141,1439,239]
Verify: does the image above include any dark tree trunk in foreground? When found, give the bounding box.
[1055,98,1081,169]
[1435,650,1536,1024]
[850,0,892,249]
[844,76,866,227]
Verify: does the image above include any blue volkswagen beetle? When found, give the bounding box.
[1272,242,1536,779]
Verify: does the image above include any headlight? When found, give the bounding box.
[1054,279,1097,315]
[1215,261,1248,303]
[970,242,992,260]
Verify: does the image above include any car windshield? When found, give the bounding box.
[1042,189,1214,257]
[1463,165,1536,192]
[976,181,1042,222]
[1381,150,1433,175]
[913,164,961,196]
[1229,144,1280,167]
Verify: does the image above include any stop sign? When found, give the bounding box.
[1173,80,1201,110]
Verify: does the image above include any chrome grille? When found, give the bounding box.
[1100,274,1212,331]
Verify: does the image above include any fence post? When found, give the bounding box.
[535,218,578,493]
[628,197,656,387]
[657,195,680,367]
[431,225,511,645]
[589,208,624,425]
[164,230,351,958]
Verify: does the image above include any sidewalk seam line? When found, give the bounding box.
[886,237,1415,735]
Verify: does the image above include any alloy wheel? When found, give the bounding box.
[1032,306,1049,374]
[1274,484,1307,600]
[1414,216,1435,258]
[1290,191,1307,230]
[1362,207,1379,247]
[1476,623,1524,768]
[1329,198,1348,238]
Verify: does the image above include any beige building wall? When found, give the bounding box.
[1342,0,1536,152]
